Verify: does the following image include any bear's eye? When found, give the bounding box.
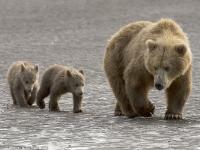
[164,66,170,72]
[154,66,158,70]
[25,81,29,84]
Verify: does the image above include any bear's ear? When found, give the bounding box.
[146,39,157,51]
[21,64,26,72]
[66,70,72,77]
[79,70,84,75]
[34,65,39,73]
[175,44,187,56]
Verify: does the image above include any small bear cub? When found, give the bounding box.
[7,61,39,107]
[37,64,85,113]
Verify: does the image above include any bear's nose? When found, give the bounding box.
[79,92,83,96]
[28,90,32,93]
[155,83,163,90]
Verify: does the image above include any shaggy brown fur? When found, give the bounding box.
[7,61,39,107]
[104,19,192,119]
[36,64,85,113]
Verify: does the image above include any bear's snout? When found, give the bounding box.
[79,92,83,96]
[155,83,164,90]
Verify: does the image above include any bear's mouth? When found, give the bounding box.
[24,90,32,99]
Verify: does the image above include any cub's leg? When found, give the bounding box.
[10,87,17,105]
[37,85,50,109]
[73,94,83,113]
[165,67,191,120]
[49,93,61,111]
[49,87,61,111]
[13,87,28,107]
[27,85,37,106]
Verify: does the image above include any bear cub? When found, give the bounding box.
[37,64,85,113]
[7,61,39,107]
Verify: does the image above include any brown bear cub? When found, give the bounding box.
[7,61,39,107]
[37,64,85,113]
[104,18,192,120]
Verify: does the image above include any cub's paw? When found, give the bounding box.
[37,101,45,109]
[49,106,60,112]
[27,100,34,106]
[73,109,83,113]
[49,108,60,112]
[164,112,182,120]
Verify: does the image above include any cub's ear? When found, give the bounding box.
[146,39,157,51]
[34,65,39,73]
[21,64,26,72]
[175,44,187,56]
[79,70,84,75]
[66,70,72,77]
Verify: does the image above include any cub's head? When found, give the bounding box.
[20,63,38,93]
[145,39,191,90]
[65,69,85,96]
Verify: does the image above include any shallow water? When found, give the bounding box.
[0,0,200,149]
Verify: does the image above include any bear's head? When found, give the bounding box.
[65,69,85,96]
[144,37,191,90]
[20,63,38,93]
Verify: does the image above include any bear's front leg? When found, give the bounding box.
[27,85,38,106]
[114,102,124,116]
[125,81,154,117]
[10,87,17,105]
[73,94,83,113]
[13,87,29,107]
[49,92,61,111]
[165,68,191,120]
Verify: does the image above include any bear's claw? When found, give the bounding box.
[164,113,182,120]
[137,102,155,117]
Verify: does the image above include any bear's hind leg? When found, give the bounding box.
[165,67,191,120]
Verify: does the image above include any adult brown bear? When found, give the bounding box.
[104,19,192,120]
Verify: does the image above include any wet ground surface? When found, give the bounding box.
[0,0,200,149]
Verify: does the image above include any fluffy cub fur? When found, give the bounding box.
[37,64,85,113]
[7,61,39,107]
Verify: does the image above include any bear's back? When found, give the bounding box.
[42,64,69,83]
